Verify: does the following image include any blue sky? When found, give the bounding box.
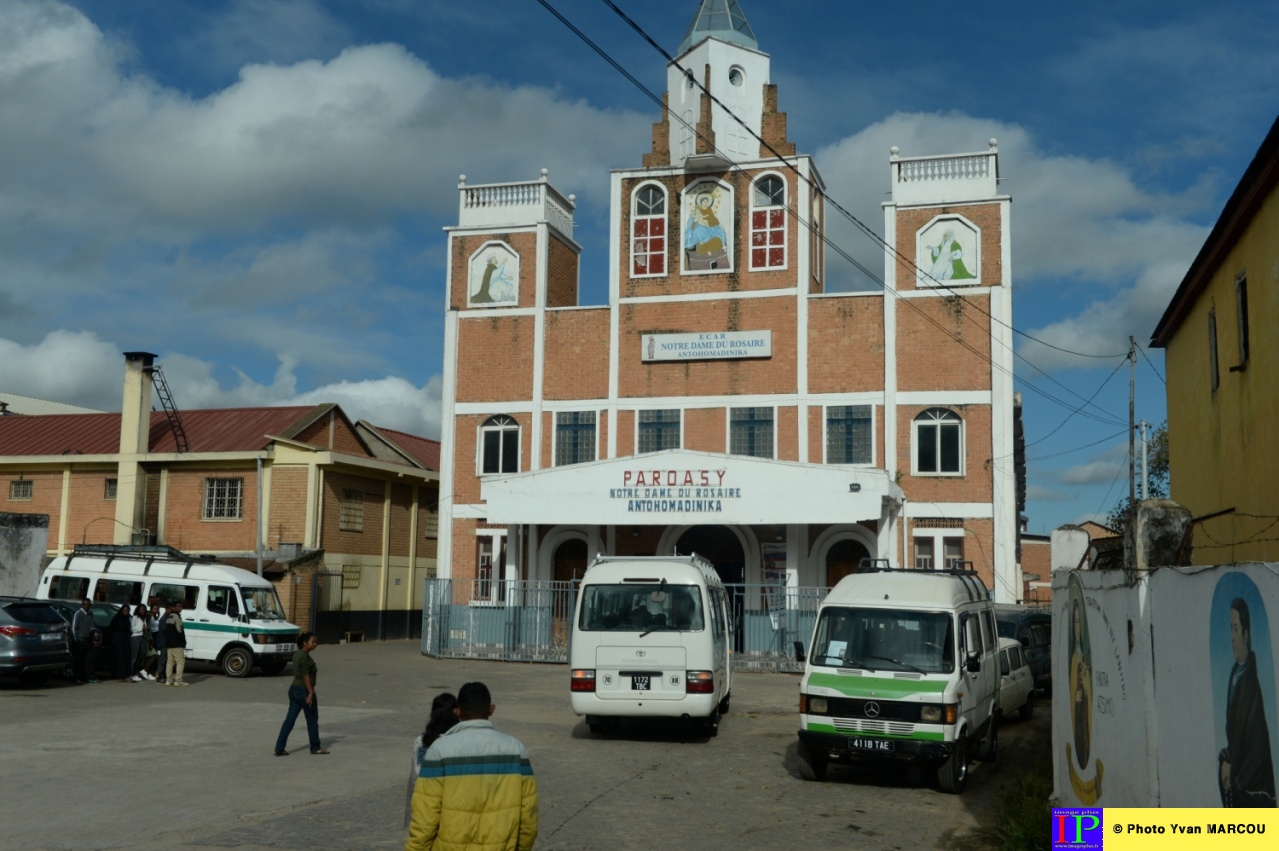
[0,0,1275,533]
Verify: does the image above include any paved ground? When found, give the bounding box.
[0,641,1048,850]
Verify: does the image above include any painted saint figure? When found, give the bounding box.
[472,255,516,304]
[1068,590,1092,768]
[926,229,974,281]
[1218,597,1277,807]
[684,190,729,271]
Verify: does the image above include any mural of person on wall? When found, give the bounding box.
[471,254,517,304]
[926,228,975,281]
[1068,576,1093,769]
[684,186,729,271]
[1217,593,1277,807]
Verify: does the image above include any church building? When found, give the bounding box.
[437,0,1021,602]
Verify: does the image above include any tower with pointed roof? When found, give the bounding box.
[437,0,1021,606]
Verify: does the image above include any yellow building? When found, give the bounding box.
[1151,115,1279,563]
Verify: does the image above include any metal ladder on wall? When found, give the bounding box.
[149,362,189,453]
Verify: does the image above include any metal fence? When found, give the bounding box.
[420,578,829,672]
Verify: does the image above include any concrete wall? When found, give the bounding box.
[1054,562,1279,806]
[0,511,50,596]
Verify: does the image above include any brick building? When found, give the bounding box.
[0,353,440,638]
[438,1,1021,601]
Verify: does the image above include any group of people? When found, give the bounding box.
[271,638,538,850]
[69,597,190,686]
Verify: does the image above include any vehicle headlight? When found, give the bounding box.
[920,705,942,722]
[808,696,828,714]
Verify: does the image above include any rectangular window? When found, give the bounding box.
[150,583,199,609]
[730,407,774,458]
[943,537,965,569]
[914,538,935,570]
[555,411,597,466]
[825,405,872,464]
[203,477,244,520]
[104,478,118,500]
[98,579,144,606]
[422,499,440,538]
[1235,272,1249,368]
[341,565,361,589]
[9,479,32,501]
[637,409,681,453]
[339,488,364,532]
[206,585,240,618]
[474,537,508,603]
[47,575,89,601]
[750,208,786,269]
[1208,308,1219,392]
[480,417,520,474]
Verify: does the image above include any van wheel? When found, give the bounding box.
[701,708,720,737]
[1019,693,1034,721]
[259,659,287,676]
[221,646,253,678]
[797,740,828,782]
[937,735,968,794]
[978,714,998,763]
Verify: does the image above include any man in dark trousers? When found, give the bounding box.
[406,681,538,851]
[163,601,188,687]
[1219,597,1277,807]
[70,598,97,684]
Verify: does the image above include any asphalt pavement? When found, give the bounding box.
[0,640,1047,850]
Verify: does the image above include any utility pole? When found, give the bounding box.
[1140,420,1149,500]
[1128,336,1136,509]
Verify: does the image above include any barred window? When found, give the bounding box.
[203,477,243,520]
[638,409,681,453]
[341,565,361,589]
[339,488,364,532]
[555,411,597,466]
[104,478,118,500]
[826,405,872,464]
[9,479,33,501]
[730,407,773,458]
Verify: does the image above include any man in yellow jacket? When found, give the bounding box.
[406,681,539,851]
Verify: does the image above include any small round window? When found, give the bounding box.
[728,67,744,87]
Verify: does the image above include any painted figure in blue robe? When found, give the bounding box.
[685,192,726,257]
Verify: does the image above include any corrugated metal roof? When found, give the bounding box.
[0,406,333,456]
[0,392,103,416]
[367,424,441,472]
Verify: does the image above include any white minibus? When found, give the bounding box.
[37,545,300,678]
[569,553,732,736]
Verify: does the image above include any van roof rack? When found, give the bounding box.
[851,559,989,601]
[70,543,211,562]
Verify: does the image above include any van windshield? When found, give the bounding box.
[579,584,703,632]
[241,587,286,620]
[811,607,954,673]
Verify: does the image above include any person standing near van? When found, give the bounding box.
[70,598,97,684]
[128,603,150,682]
[274,632,328,756]
[406,681,538,851]
[163,601,188,687]
[148,602,166,682]
[108,603,132,682]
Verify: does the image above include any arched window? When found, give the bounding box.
[479,415,519,474]
[913,408,963,475]
[631,184,667,277]
[750,174,786,270]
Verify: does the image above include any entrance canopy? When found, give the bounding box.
[481,450,903,526]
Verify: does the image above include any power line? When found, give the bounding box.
[1133,341,1167,386]
[1026,428,1129,463]
[1024,357,1130,448]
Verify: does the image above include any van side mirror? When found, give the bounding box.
[965,652,981,673]
[793,641,806,664]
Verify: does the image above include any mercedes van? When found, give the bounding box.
[37,545,300,678]
[796,568,999,793]
[569,554,732,736]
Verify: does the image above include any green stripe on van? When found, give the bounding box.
[807,672,947,698]
[804,722,944,742]
[181,622,294,636]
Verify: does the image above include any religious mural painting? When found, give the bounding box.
[916,216,979,287]
[468,241,520,306]
[1066,572,1102,803]
[683,181,732,273]
[1211,572,1278,807]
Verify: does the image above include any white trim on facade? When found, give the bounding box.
[902,503,995,518]
[897,391,991,405]
[619,288,799,305]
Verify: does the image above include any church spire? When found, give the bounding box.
[677,0,758,56]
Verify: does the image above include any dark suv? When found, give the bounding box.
[44,599,118,677]
[994,605,1052,693]
[0,597,72,685]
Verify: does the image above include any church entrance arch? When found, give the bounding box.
[552,538,589,585]
[810,524,878,588]
[667,525,748,584]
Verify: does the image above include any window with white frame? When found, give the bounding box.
[203,477,244,519]
[479,415,519,474]
[474,535,508,603]
[8,479,32,501]
[826,405,872,464]
[913,408,962,475]
[638,409,681,453]
[555,411,596,466]
[913,537,934,570]
[730,407,774,458]
[750,175,786,270]
[631,184,667,277]
[339,488,364,532]
[913,536,965,570]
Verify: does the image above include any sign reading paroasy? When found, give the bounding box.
[641,330,772,362]
[610,468,740,514]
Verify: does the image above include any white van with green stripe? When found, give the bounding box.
[38,545,300,678]
[796,568,999,793]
